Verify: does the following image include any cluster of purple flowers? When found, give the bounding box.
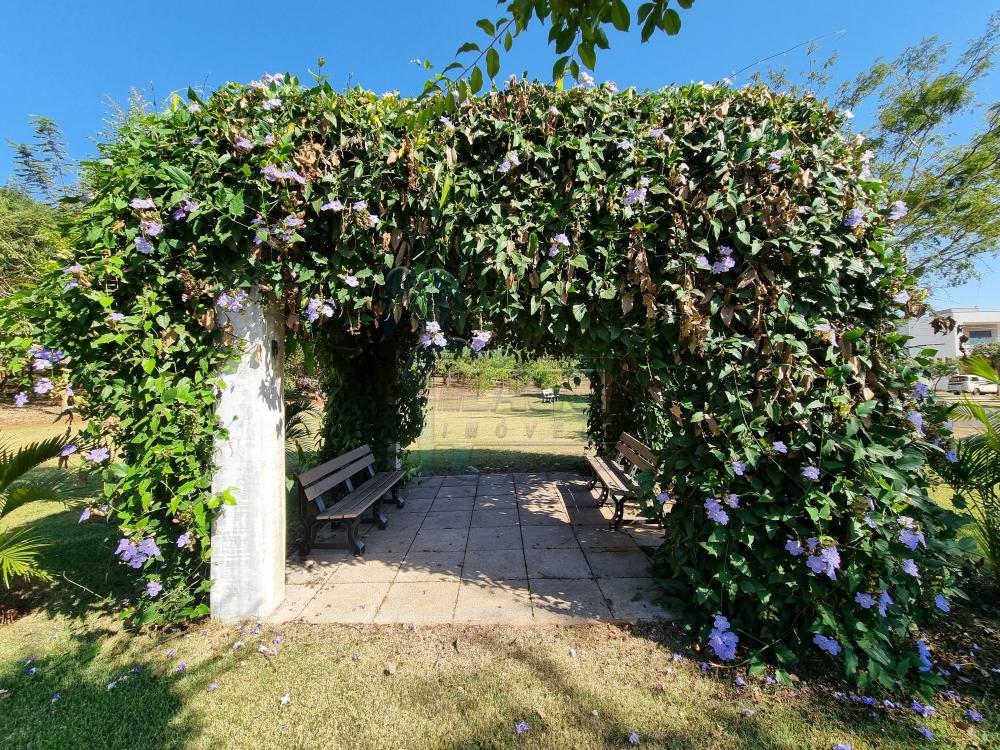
[470,330,492,352]
[704,497,730,525]
[115,537,161,569]
[176,531,193,548]
[217,289,250,314]
[898,523,925,551]
[261,97,281,111]
[888,200,908,221]
[261,164,306,185]
[766,148,785,172]
[813,633,842,656]
[907,410,925,436]
[420,321,447,349]
[708,615,738,660]
[305,297,336,323]
[497,151,521,173]
[858,148,874,179]
[805,542,841,579]
[843,207,865,228]
[514,720,531,735]
[730,459,746,476]
[648,127,671,143]
[695,245,736,274]
[624,177,649,206]
[548,233,570,257]
[172,198,199,221]
[234,136,254,153]
[911,382,930,400]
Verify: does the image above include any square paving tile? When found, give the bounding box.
[453,580,534,622]
[421,510,473,529]
[474,495,517,510]
[403,486,439,500]
[521,525,578,549]
[374,581,461,623]
[397,497,435,514]
[462,548,527,581]
[325,555,401,583]
[471,507,520,527]
[408,476,444,489]
[467,525,523,551]
[411,527,469,552]
[529,578,612,622]
[299,582,390,623]
[396,550,465,582]
[268,583,320,622]
[597,577,674,621]
[436,485,477,499]
[440,475,478,487]
[285,557,340,586]
[575,526,639,551]
[626,524,667,547]
[429,497,475,512]
[524,547,592,579]
[584,548,652,578]
[519,507,571,526]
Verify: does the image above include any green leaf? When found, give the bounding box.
[661,9,681,34]
[578,42,597,71]
[476,18,495,36]
[486,48,500,79]
[469,66,483,94]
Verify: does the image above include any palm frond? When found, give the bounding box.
[1,482,66,519]
[962,354,1000,383]
[0,435,65,493]
[0,528,51,588]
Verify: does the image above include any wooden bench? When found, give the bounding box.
[296,444,406,556]
[541,388,558,403]
[586,432,662,530]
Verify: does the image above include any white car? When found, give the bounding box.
[947,375,999,395]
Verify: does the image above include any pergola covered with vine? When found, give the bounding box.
[9,74,968,691]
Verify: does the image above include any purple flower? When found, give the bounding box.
[704,497,730,525]
[911,700,935,718]
[439,116,455,129]
[899,527,925,551]
[344,275,360,288]
[916,639,932,672]
[699,662,710,672]
[86,447,110,463]
[878,589,893,617]
[833,744,852,750]
[902,559,920,578]
[617,139,633,149]
[893,290,910,305]
[141,220,163,237]
[710,256,736,274]
[802,465,820,481]
[514,720,531,735]
[723,493,740,508]
[813,633,842,656]
[26,667,37,676]
[967,708,984,722]
[367,213,380,228]
[694,255,710,268]
[772,441,788,454]
[176,663,187,673]
[110,312,126,322]
[731,460,746,476]
[176,532,193,548]
[934,595,949,613]
[146,581,163,597]
[208,682,219,692]
[351,200,368,212]
[855,592,874,609]
[470,330,492,352]
[806,545,841,580]
[627,731,640,745]
[305,298,335,323]
[191,137,204,145]
[785,539,804,557]
[217,289,250,313]
[320,199,344,212]
[945,447,958,463]
[187,103,201,113]
[708,616,738,660]
[130,198,155,209]
[497,160,512,174]
[655,491,670,506]
[261,98,281,111]
[137,538,161,557]
[135,236,154,254]
[264,134,276,146]
[624,182,648,206]
[844,208,864,228]
[78,508,91,524]
[33,378,54,395]
[13,392,28,408]
[51,692,61,702]
[734,675,747,687]
[888,200,908,221]
[234,136,253,153]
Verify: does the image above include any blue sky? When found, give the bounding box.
[2,0,997,308]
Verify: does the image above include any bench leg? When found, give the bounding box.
[610,497,626,531]
[371,499,389,530]
[298,518,319,556]
[392,486,405,509]
[596,487,609,507]
[346,519,366,556]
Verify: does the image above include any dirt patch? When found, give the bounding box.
[0,403,66,429]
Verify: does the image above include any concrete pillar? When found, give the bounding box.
[210,292,286,621]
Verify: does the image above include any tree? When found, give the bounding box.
[755,13,1000,288]
[427,0,695,98]
[7,116,74,205]
[0,187,65,298]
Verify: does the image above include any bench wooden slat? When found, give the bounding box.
[620,433,657,468]
[617,441,656,473]
[586,456,635,495]
[298,444,372,488]
[304,454,375,501]
[317,470,404,520]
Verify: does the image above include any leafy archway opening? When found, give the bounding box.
[4,75,969,691]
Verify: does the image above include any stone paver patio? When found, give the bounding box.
[270,472,676,624]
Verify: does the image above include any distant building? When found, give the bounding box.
[903,307,1000,388]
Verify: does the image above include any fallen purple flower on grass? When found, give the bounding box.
[514,720,530,735]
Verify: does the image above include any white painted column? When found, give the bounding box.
[210,292,286,621]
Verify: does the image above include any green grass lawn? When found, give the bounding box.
[1,400,998,749]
